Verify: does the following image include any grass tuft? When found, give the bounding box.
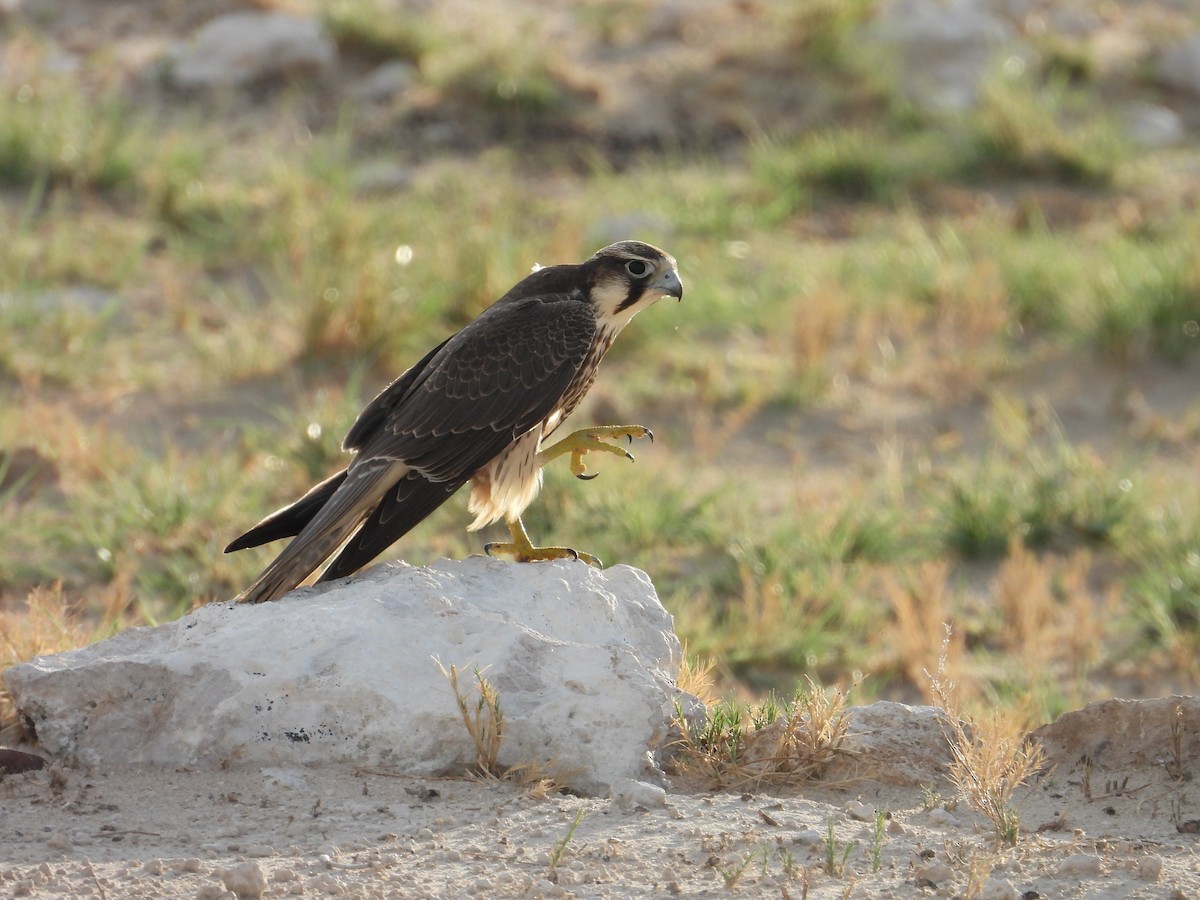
[438,661,505,778]
[673,677,854,789]
[929,627,1046,846]
[321,0,433,63]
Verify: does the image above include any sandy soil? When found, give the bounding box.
[3,700,1198,899]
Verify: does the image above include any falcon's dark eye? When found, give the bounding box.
[624,260,650,278]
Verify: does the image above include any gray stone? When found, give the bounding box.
[1158,35,1200,96]
[169,12,336,90]
[865,0,1027,112]
[350,60,417,102]
[4,558,687,795]
[1123,102,1185,148]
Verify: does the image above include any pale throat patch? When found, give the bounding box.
[590,275,650,331]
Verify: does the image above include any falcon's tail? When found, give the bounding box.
[224,468,349,553]
[317,471,462,583]
[231,459,405,603]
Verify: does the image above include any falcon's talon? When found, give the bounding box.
[577,472,599,481]
[485,517,600,567]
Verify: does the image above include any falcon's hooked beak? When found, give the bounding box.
[652,266,684,301]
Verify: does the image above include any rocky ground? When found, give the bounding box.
[2,696,1198,899]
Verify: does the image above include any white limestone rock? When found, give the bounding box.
[4,558,687,795]
[169,12,336,90]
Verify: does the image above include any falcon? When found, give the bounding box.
[225,240,683,603]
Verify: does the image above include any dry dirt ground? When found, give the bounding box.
[2,699,1198,899]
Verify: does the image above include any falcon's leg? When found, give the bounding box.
[537,425,653,480]
[484,516,602,568]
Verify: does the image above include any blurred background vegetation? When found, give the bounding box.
[3,0,1200,726]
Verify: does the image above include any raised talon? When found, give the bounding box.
[576,472,598,481]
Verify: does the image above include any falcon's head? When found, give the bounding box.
[585,241,683,328]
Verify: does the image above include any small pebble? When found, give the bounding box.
[45,831,71,852]
[1136,855,1162,881]
[846,800,874,821]
[609,778,667,810]
[793,829,823,846]
[1057,853,1102,877]
[220,860,267,899]
[926,807,957,827]
[978,876,1021,900]
[915,861,954,885]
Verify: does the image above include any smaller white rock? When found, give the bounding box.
[221,861,267,899]
[1057,853,1102,877]
[609,778,667,810]
[915,861,955,885]
[926,807,957,827]
[978,876,1021,900]
[845,800,874,822]
[1136,855,1162,881]
[261,768,309,791]
[45,831,71,852]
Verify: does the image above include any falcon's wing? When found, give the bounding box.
[351,294,598,482]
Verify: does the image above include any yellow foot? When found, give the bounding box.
[483,517,602,567]
[539,424,654,480]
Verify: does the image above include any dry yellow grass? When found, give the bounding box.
[671,677,855,791]
[928,627,1046,845]
[0,580,134,743]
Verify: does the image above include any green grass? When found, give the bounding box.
[4,0,1200,728]
[0,74,138,191]
[320,0,433,63]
